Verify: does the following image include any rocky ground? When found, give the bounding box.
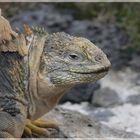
[61,67,140,136]
[43,107,140,138]
[1,3,140,138]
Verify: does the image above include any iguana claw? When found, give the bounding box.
[22,119,59,138]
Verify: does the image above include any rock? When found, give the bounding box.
[11,4,73,32]
[60,82,100,104]
[127,94,140,105]
[90,108,115,122]
[42,107,140,138]
[92,87,122,107]
[129,53,140,70]
[134,75,140,85]
[89,103,140,136]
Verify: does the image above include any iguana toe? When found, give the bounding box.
[32,119,59,130]
[23,126,32,137]
[23,119,59,138]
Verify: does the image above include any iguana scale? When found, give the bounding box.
[0,14,111,138]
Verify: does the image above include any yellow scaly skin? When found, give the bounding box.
[0,15,111,138]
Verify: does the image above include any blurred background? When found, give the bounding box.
[1,2,140,135]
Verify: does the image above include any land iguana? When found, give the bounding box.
[0,13,111,138]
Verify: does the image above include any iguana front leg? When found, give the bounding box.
[23,119,59,137]
[0,112,26,138]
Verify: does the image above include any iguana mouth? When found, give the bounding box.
[70,66,110,74]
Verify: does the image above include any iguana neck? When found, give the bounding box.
[30,73,71,120]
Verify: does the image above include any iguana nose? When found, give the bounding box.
[94,54,103,62]
[95,53,111,70]
[104,56,111,70]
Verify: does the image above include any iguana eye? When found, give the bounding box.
[66,52,83,62]
[68,53,79,60]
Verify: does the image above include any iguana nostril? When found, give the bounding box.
[95,55,102,62]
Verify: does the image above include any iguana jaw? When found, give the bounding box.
[68,65,110,74]
[46,59,111,86]
[48,70,109,86]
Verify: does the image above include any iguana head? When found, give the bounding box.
[26,29,111,118]
[39,32,111,86]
